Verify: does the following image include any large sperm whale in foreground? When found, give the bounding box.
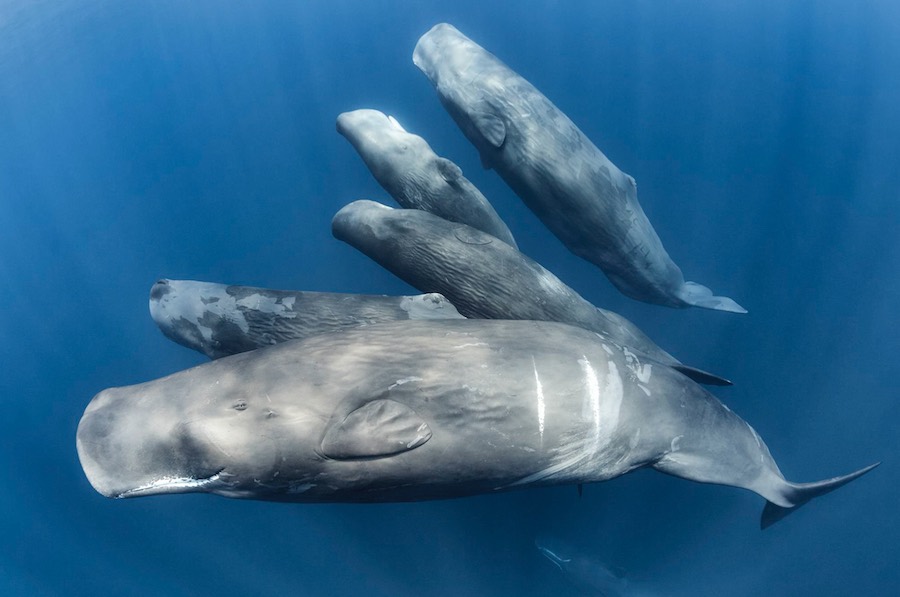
[76,319,876,529]
[413,23,745,313]
[332,199,730,386]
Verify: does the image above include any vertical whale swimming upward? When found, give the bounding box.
[413,23,746,313]
[336,108,518,248]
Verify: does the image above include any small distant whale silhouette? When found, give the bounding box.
[536,538,656,596]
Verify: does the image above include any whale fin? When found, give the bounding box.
[436,157,462,183]
[321,399,432,460]
[678,281,747,314]
[760,462,880,529]
[671,365,733,386]
[387,115,406,132]
[472,112,506,148]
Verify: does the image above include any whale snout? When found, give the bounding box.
[150,279,172,302]
[148,279,176,326]
[413,23,469,82]
[76,386,224,499]
[332,200,395,247]
[77,387,139,498]
[336,109,401,150]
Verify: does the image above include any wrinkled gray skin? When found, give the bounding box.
[336,108,518,248]
[77,320,876,529]
[332,200,729,386]
[413,23,745,313]
[149,278,464,359]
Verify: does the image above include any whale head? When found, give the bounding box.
[336,108,412,153]
[330,199,407,254]
[412,24,483,90]
[336,109,427,173]
[75,351,323,500]
[337,108,462,204]
[149,278,255,359]
[413,24,511,159]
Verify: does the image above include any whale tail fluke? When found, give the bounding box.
[678,281,747,313]
[761,462,880,529]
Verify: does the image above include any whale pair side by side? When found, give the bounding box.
[151,198,731,387]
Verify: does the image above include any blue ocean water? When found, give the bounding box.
[2,1,898,595]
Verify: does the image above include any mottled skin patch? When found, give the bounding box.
[149,279,464,359]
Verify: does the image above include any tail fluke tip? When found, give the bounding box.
[760,461,880,529]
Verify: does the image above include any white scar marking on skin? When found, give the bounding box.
[154,282,250,340]
[599,361,623,444]
[388,377,423,390]
[671,435,684,452]
[288,483,316,494]
[638,384,651,396]
[623,347,652,383]
[635,363,652,383]
[746,422,765,462]
[406,423,431,448]
[117,474,221,498]
[236,294,298,319]
[454,342,487,349]
[579,355,601,448]
[532,357,545,443]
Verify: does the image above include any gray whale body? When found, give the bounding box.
[149,278,463,359]
[332,199,730,386]
[337,108,517,247]
[76,319,876,529]
[413,23,745,313]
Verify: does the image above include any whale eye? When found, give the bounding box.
[233,400,248,411]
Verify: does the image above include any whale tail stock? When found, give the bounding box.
[678,281,747,314]
[760,462,880,529]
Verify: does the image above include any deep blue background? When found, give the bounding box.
[2,1,898,595]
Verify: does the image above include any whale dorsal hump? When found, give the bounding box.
[472,111,506,148]
[436,157,462,183]
[321,399,432,460]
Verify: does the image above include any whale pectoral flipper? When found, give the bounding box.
[678,281,747,314]
[472,111,506,148]
[670,365,733,387]
[436,157,463,183]
[760,462,880,529]
[320,399,432,460]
